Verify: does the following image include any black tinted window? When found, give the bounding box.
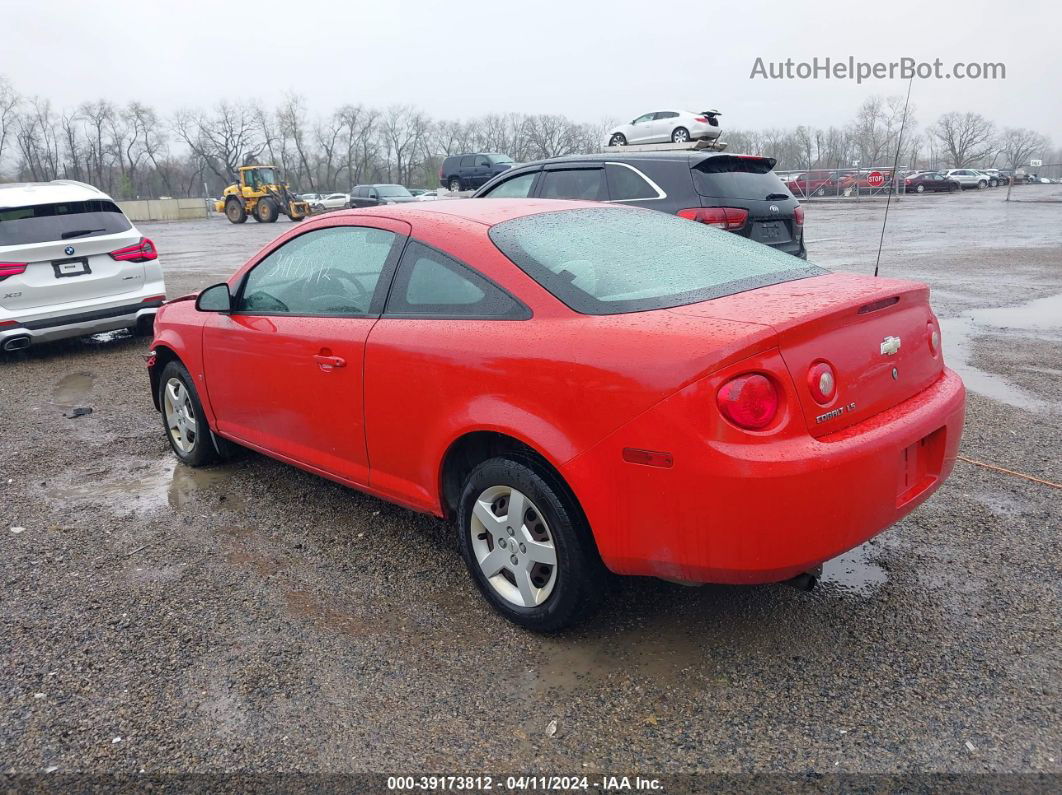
[385,242,528,319]
[238,226,397,315]
[655,112,679,120]
[489,207,824,315]
[605,164,658,201]
[460,156,475,167]
[0,199,132,246]
[538,169,606,201]
[474,156,490,167]
[691,156,792,201]
[483,172,537,198]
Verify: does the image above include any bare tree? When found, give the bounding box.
[998,127,1050,170]
[0,76,19,176]
[278,94,314,190]
[930,112,996,167]
[174,102,259,184]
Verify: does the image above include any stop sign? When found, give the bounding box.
[867,170,885,188]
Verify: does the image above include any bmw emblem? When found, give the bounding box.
[769,205,780,213]
[64,246,75,256]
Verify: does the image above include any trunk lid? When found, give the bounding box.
[0,230,146,311]
[670,273,944,436]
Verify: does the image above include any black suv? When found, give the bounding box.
[440,153,517,192]
[473,151,805,257]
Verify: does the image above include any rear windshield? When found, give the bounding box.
[691,156,793,201]
[0,199,132,246]
[489,207,824,315]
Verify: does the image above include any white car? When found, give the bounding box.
[607,109,722,147]
[313,193,350,210]
[942,169,990,190]
[0,181,165,352]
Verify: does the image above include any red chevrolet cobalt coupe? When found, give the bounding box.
[148,200,965,631]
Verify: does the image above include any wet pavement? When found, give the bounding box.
[1,188,1060,778]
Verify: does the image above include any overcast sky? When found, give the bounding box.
[5,0,1060,136]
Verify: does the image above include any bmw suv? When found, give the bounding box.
[0,181,165,352]
[473,151,806,258]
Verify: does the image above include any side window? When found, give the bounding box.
[654,111,679,120]
[385,242,527,319]
[605,164,659,201]
[475,155,490,167]
[632,113,653,125]
[237,226,397,316]
[460,155,475,167]
[538,168,607,201]
[483,172,537,198]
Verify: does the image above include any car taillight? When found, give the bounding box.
[716,373,779,430]
[694,116,709,123]
[677,207,749,230]
[793,205,805,226]
[807,361,837,404]
[110,237,157,262]
[0,263,27,281]
[928,321,941,356]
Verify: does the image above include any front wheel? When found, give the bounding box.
[224,199,247,224]
[457,457,606,632]
[608,133,627,147]
[159,361,218,467]
[977,180,987,189]
[671,126,690,143]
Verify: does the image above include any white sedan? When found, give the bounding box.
[313,193,350,210]
[607,109,722,147]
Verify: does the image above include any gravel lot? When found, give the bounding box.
[1,188,1059,780]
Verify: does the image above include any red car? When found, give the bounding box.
[148,200,965,631]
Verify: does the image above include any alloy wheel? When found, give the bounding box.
[163,377,198,454]
[672,128,690,142]
[469,485,557,608]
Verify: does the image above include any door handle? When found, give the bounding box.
[313,354,346,371]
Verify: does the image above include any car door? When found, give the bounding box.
[628,113,655,143]
[202,218,409,485]
[471,155,492,187]
[652,111,679,142]
[364,240,531,508]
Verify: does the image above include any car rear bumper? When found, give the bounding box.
[0,288,165,347]
[563,368,965,584]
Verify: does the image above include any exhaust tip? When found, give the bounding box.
[2,335,31,352]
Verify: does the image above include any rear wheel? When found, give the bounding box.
[977,180,987,189]
[609,133,627,147]
[159,361,218,467]
[915,184,925,193]
[224,198,247,224]
[448,177,462,192]
[671,126,690,143]
[457,457,606,632]
[254,198,278,223]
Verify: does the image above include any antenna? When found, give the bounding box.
[874,76,915,277]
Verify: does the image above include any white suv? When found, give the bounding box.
[0,181,165,352]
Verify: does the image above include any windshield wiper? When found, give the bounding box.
[60,228,106,239]
[765,193,789,201]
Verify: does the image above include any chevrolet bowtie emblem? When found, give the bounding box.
[880,336,901,356]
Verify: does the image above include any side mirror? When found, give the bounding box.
[196,282,232,313]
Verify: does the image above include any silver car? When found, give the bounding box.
[943,169,990,190]
[607,109,722,147]
[0,181,165,352]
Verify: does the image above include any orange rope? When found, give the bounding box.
[957,454,1062,490]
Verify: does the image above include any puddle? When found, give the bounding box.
[940,291,1062,412]
[820,543,889,595]
[52,372,96,406]
[49,457,242,515]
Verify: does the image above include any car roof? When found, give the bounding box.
[486,151,772,173]
[0,180,110,209]
[334,198,605,226]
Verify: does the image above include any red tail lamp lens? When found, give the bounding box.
[0,262,28,280]
[716,374,779,430]
[109,237,157,262]
[677,207,749,230]
[807,361,837,404]
[793,205,805,225]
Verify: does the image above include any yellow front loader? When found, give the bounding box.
[215,165,310,224]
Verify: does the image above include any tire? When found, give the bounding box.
[457,457,606,632]
[132,314,155,337]
[671,126,690,143]
[448,177,462,192]
[608,133,627,147]
[977,180,987,190]
[254,198,277,223]
[224,198,247,224]
[816,187,826,196]
[158,361,218,467]
[915,184,925,193]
